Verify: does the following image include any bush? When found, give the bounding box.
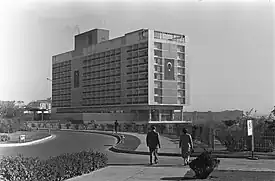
[0,149,108,181]
[0,134,10,142]
[189,150,220,179]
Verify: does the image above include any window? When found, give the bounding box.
[178,90,185,97]
[178,68,185,75]
[154,96,162,104]
[178,60,185,67]
[177,45,185,52]
[177,52,184,60]
[154,50,162,57]
[178,83,185,89]
[154,42,162,49]
[154,31,161,39]
[154,88,162,96]
[154,57,162,64]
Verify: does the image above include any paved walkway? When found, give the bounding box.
[62,130,275,181]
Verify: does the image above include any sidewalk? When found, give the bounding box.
[62,129,275,181]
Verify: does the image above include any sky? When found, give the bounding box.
[0,0,274,115]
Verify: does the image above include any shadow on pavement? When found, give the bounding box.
[107,163,187,168]
[161,176,196,180]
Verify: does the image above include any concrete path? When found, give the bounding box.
[68,165,190,181]
[62,130,275,181]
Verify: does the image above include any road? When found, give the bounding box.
[0,130,181,165]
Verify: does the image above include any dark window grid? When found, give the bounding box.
[53,63,71,68]
[52,70,71,75]
[83,76,120,81]
[52,99,71,102]
[138,46,148,50]
[53,73,71,80]
[52,81,71,85]
[52,88,71,92]
[52,86,71,90]
[83,66,120,73]
[82,96,121,100]
[52,93,71,96]
[83,82,121,88]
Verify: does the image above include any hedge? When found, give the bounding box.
[0,149,108,181]
[0,134,10,142]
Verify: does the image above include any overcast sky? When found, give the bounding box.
[0,0,274,115]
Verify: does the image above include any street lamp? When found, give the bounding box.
[46,78,52,135]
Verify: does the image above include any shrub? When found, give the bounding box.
[0,134,10,142]
[0,150,108,181]
[189,149,220,179]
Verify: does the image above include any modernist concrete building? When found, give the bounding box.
[51,28,189,124]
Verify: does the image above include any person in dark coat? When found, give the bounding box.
[146,125,161,165]
[114,120,119,133]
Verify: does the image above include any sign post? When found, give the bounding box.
[247,119,258,160]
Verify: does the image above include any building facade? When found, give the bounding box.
[52,28,189,123]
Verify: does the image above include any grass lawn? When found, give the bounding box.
[0,130,50,143]
[162,170,275,181]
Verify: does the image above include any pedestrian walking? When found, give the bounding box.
[114,120,119,133]
[146,125,161,165]
[179,128,194,165]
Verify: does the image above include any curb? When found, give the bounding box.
[59,129,275,160]
[0,135,55,147]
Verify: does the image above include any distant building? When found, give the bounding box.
[52,28,189,124]
[26,100,51,113]
[175,110,244,125]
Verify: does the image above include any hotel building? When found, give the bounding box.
[51,28,189,124]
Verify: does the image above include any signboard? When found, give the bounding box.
[247,120,253,136]
[19,135,26,142]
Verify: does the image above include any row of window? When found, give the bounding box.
[52,83,71,89]
[154,73,185,81]
[154,88,185,97]
[154,42,185,52]
[126,41,148,52]
[82,100,121,106]
[154,97,185,104]
[83,74,121,81]
[85,49,121,60]
[52,81,71,87]
[154,31,185,43]
[52,60,71,68]
[83,95,121,100]
[154,81,185,89]
[126,97,148,104]
[126,57,148,67]
[154,50,185,60]
[83,67,120,76]
[83,84,121,91]
[52,87,71,92]
[83,90,121,95]
[126,65,148,74]
[127,49,148,59]
[52,65,71,72]
[52,74,71,80]
[83,57,121,66]
[52,102,71,107]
